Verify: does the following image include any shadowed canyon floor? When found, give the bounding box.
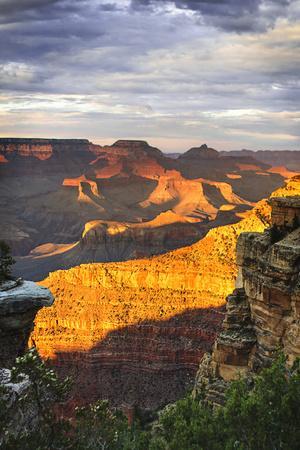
[31,177,300,408]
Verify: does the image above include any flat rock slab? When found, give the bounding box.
[0,281,54,314]
[0,280,19,292]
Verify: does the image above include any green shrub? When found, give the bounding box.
[1,352,299,449]
[1,348,72,449]
[73,400,149,450]
[151,354,300,450]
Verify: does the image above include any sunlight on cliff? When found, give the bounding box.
[30,176,300,407]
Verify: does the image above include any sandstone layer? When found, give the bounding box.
[31,178,298,409]
[194,180,300,404]
[0,138,284,280]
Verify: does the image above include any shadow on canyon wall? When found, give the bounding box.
[45,306,225,410]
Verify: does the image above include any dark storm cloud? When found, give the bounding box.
[0,0,74,24]
[131,0,291,32]
[0,0,292,72]
[0,0,111,65]
[0,0,59,15]
[0,0,121,25]
[0,0,299,149]
[0,0,194,72]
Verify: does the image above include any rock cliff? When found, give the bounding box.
[0,279,54,444]
[0,138,284,280]
[0,280,54,367]
[31,178,299,409]
[194,184,300,403]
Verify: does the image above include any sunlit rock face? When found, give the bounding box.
[269,196,300,229]
[0,138,285,280]
[212,207,300,379]
[31,176,294,409]
[0,280,53,367]
[194,176,300,402]
[33,260,226,409]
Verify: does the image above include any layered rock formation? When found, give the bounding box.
[269,196,300,229]
[31,178,299,409]
[0,138,284,280]
[194,187,300,403]
[177,144,284,202]
[0,280,54,367]
[15,171,254,281]
[0,138,99,256]
[223,149,300,173]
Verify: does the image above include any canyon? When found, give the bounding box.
[1,137,299,410]
[0,138,286,281]
[31,176,300,409]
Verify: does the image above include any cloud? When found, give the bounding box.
[0,0,72,24]
[0,0,299,150]
[130,0,293,32]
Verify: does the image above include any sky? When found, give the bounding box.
[0,0,300,152]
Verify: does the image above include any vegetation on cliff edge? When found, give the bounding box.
[1,350,300,449]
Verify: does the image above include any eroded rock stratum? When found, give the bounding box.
[0,138,285,280]
[194,187,300,403]
[32,177,300,409]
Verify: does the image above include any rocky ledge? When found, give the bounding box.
[194,195,300,402]
[0,280,54,367]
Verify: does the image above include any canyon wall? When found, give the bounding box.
[1,138,285,281]
[194,185,300,403]
[31,179,299,409]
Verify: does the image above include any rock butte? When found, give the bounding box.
[32,176,300,409]
[0,138,286,280]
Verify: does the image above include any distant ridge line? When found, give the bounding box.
[0,138,90,144]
